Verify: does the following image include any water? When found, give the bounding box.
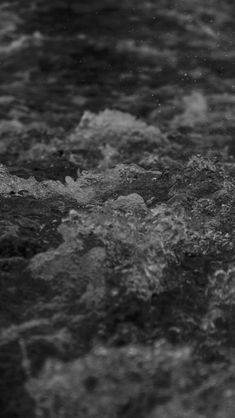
[1,0,234,133]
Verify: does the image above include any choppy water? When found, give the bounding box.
[1,3,235,418]
[0,0,234,132]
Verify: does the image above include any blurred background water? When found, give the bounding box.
[0,0,234,165]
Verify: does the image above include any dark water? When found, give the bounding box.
[1,0,234,132]
[0,2,235,418]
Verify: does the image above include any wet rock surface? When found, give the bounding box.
[0,1,235,417]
